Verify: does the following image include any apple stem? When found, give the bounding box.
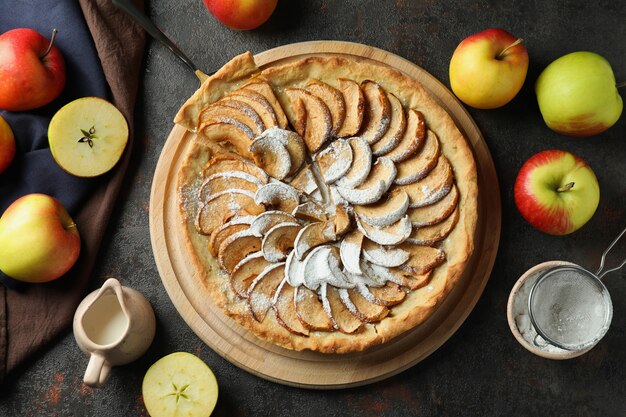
[557,182,575,192]
[617,81,626,89]
[497,38,524,60]
[41,28,58,59]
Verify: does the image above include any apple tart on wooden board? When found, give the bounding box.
[175,51,478,353]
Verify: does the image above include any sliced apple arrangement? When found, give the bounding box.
[192,76,460,336]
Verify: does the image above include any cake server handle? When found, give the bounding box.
[112,0,209,83]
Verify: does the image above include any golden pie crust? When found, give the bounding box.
[175,52,478,353]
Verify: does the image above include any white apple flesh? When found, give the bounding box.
[514,150,600,235]
[0,194,80,282]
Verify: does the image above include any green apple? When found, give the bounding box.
[0,193,80,282]
[48,97,128,177]
[535,51,623,136]
[142,352,218,417]
[449,28,529,109]
[0,115,16,173]
[514,150,600,235]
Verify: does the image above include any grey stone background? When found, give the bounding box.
[1,0,625,416]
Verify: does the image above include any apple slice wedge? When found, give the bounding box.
[371,93,407,156]
[292,201,328,223]
[340,230,365,275]
[394,129,440,185]
[315,138,353,184]
[382,109,427,162]
[230,251,272,298]
[249,133,292,180]
[289,164,319,195]
[195,190,263,236]
[295,285,334,331]
[326,286,363,334]
[261,222,302,262]
[272,279,310,336]
[200,102,263,136]
[354,188,409,228]
[228,90,278,130]
[201,154,268,184]
[247,262,286,322]
[334,157,396,205]
[398,243,446,275]
[398,156,454,208]
[249,210,298,237]
[361,239,410,267]
[208,215,254,257]
[284,88,332,152]
[358,81,391,144]
[293,220,337,260]
[407,206,460,245]
[142,352,218,417]
[336,78,365,137]
[48,97,128,177]
[198,171,262,201]
[254,182,300,213]
[242,79,289,129]
[198,122,255,159]
[335,137,372,189]
[356,215,412,245]
[407,185,458,227]
[306,79,346,136]
[217,230,262,273]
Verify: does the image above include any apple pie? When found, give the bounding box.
[175,52,478,353]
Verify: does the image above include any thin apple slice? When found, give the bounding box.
[326,286,363,334]
[261,222,302,262]
[293,221,337,260]
[361,239,410,267]
[398,156,454,208]
[398,243,446,275]
[302,245,352,290]
[306,79,346,136]
[218,99,267,133]
[230,251,272,298]
[333,204,352,236]
[295,286,334,331]
[272,279,310,336]
[407,206,460,245]
[391,268,433,290]
[48,97,128,177]
[382,109,427,162]
[315,138,353,184]
[242,79,289,129]
[336,78,365,137]
[249,210,298,237]
[334,157,396,205]
[346,287,389,323]
[198,122,254,159]
[394,129,440,185]
[142,352,218,417]
[284,88,332,153]
[292,201,328,222]
[254,182,300,213]
[353,188,409,228]
[358,81,391,144]
[198,171,262,201]
[195,190,263,236]
[285,249,306,287]
[199,103,263,136]
[356,215,412,245]
[371,93,407,156]
[340,230,364,275]
[217,230,262,273]
[247,262,286,322]
[367,282,406,306]
[208,215,255,257]
[407,185,458,227]
[335,137,372,188]
[289,164,319,195]
[201,154,268,184]
[249,134,292,180]
[228,90,278,130]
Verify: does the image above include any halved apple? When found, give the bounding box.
[358,81,391,144]
[142,352,218,417]
[383,109,426,163]
[394,129,440,185]
[371,93,407,156]
[336,78,365,137]
[48,97,128,177]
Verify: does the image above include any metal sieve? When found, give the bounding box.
[528,227,626,351]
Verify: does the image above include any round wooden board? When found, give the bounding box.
[149,41,501,389]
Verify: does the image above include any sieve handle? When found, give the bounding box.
[596,226,626,280]
[533,334,549,349]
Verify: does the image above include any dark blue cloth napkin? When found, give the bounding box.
[0,0,109,287]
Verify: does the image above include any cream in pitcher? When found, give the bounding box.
[73,277,156,387]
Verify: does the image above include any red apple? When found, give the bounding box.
[0,115,15,173]
[0,28,66,111]
[514,150,600,235]
[0,194,80,283]
[449,28,529,109]
[202,0,278,30]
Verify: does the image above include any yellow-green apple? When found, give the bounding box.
[48,97,128,177]
[535,51,623,136]
[0,194,80,283]
[0,28,66,111]
[0,115,15,173]
[143,352,219,417]
[514,150,600,235]
[449,28,529,109]
[202,0,277,30]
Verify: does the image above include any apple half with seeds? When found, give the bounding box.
[48,97,128,177]
[142,352,218,417]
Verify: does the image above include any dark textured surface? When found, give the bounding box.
[1,0,625,416]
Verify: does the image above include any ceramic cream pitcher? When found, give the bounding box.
[73,278,156,387]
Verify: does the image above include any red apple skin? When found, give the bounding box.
[514,150,600,235]
[0,194,80,283]
[202,0,278,30]
[449,28,529,109]
[0,115,16,173]
[0,28,66,111]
